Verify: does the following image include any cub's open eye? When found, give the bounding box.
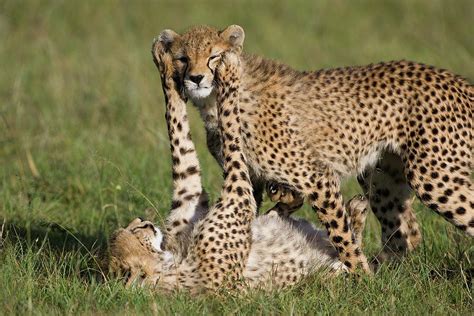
[268,183,278,195]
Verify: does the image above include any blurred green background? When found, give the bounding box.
[0,0,472,314]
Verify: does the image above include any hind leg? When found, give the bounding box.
[404,154,474,236]
[358,152,422,261]
[303,169,370,272]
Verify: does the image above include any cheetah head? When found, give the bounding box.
[152,25,245,101]
[107,218,174,287]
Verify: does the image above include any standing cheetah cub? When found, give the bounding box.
[156,24,473,271]
[107,50,370,292]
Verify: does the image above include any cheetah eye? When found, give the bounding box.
[268,184,278,195]
[136,223,156,233]
[145,224,156,232]
[176,56,188,64]
[209,54,221,61]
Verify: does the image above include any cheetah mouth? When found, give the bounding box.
[184,83,214,100]
[151,225,164,252]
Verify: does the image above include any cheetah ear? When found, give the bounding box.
[153,29,180,54]
[219,25,245,53]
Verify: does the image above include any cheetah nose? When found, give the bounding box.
[189,75,204,84]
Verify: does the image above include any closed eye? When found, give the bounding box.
[175,56,188,63]
[132,223,156,233]
[209,54,221,61]
[143,223,155,231]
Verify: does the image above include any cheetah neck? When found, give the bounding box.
[192,90,219,131]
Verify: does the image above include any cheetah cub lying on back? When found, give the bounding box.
[107,49,369,293]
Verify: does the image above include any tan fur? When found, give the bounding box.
[265,182,305,217]
[107,218,172,287]
[106,42,371,292]
[107,196,369,291]
[157,25,473,270]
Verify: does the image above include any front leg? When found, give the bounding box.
[192,48,257,288]
[305,170,370,273]
[207,128,265,212]
[152,38,209,261]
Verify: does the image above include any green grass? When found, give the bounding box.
[1,0,473,314]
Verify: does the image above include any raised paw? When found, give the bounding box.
[220,51,241,68]
[152,38,173,78]
[151,35,184,99]
[215,51,241,83]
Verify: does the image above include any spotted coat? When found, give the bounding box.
[158,25,473,271]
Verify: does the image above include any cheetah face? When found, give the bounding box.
[154,25,245,102]
[107,218,175,286]
[124,217,164,252]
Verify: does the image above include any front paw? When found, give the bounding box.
[151,39,182,93]
[221,51,240,68]
[215,52,241,83]
[152,38,170,75]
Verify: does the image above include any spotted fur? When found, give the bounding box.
[107,195,369,291]
[106,47,371,292]
[157,24,473,271]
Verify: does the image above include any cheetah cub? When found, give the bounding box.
[156,24,473,271]
[106,50,370,293]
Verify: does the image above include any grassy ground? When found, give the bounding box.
[1,0,473,314]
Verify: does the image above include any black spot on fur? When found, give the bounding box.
[171,200,183,209]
